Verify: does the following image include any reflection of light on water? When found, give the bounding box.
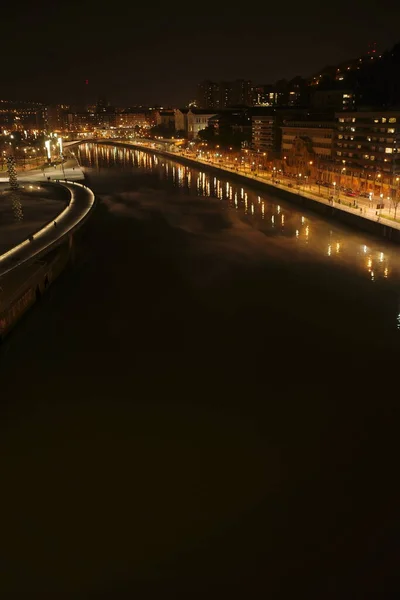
[78,146,400,296]
[397,313,400,330]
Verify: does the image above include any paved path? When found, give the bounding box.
[0,181,95,278]
[182,153,400,232]
[0,156,85,184]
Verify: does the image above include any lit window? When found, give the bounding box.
[370,156,375,160]
[388,128,395,133]
[364,154,369,159]
[338,134,343,139]
[352,118,356,122]
[382,118,387,123]
[385,148,393,153]
[374,119,379,123]
[339,118,345,123]
[389,117,397,123]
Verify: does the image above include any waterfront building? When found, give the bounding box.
[175,108,190,135]
[282,120,334,159]
[334,111,400,179]
[187,109,217,138]
[155,110,176,130]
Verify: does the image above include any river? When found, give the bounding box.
[0,142,398,598]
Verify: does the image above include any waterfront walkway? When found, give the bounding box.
[0,157,85,184]
[117,139,400,233]
[0,181,95,278]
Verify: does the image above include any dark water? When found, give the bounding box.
[0,143,399,598]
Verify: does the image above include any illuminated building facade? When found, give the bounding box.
[334,111,400,176]
[282,121,334,158]
[187,109,217,138]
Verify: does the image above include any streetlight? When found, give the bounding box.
[44,140,51,162]
[333,181,337,201]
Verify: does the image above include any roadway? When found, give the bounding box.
[0,181,95,278]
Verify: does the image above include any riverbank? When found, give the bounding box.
[0,180,95,340]
[104,139,400,244]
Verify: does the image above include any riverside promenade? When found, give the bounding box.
[0,181,95,278]
[0,157,84,185]
[110,138,400,241]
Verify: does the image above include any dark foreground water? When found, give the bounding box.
[0,143,399,598]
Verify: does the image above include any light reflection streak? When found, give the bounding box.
[78,144,400,285]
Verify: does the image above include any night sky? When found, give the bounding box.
[4,0,400,107]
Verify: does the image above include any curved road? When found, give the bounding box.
[0,181,95,278]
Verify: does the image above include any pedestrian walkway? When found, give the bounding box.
[0,155,85,184]
[0,181,95,278]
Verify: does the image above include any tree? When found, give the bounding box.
[198,125,215,143]
[392,193,400,220]
[149,124,174,139]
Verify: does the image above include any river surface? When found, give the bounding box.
[0,143,398,598]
